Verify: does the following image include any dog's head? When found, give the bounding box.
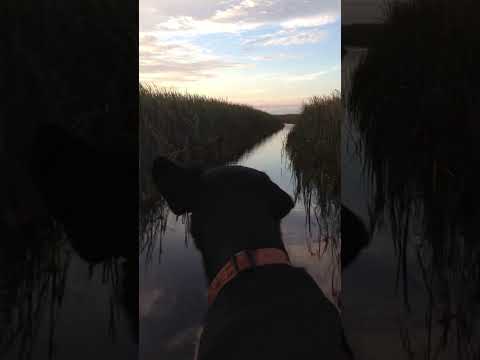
[152,156,294,250]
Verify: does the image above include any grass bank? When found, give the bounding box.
[272,114,301,124]
[140,85,284,256]
[285,92,341,246]
[346,0,480,357]
[140,85,283,202]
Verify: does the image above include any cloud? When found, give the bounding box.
[139,0,341,107]
[140,61,237,82]
[283,66,340,81]
[247,53,302,61]
[140,33,243,83]
[248,55,275,61]
[212,0,261,21]
[208,0,339,25]
[246,65,339,82]
[280,13,339,29]
[243,29,328,47]
[153,12,338,39]
[141,0,340,35]
[155,16,263,37]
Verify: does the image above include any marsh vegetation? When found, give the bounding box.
[140,85,283,199]
[346,0,480,358]
[139,85,284,255]
[284,92,341,254]
[1,2,137,359]
[0,222,135,360]
[0,225,70,360]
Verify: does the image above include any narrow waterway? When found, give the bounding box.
[139,124,341,360]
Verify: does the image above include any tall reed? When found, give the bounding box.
[0,222,130,360]
[0,223,70,360]
[285,92,341,252]
[140,84,283,252]
[347,0,480,358]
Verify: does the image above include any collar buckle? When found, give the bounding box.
[231,250,257,272]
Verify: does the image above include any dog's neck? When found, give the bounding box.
[193,213,286,283]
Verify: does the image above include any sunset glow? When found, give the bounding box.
[140,0,340,114]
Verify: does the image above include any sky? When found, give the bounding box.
[140,0,340,114]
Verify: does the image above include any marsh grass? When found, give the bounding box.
[139,85,283,256]
[139,199,168,265]
[0,222,70,360]
[1,3,136,357]
[0,0,137,152]
[285,92,341,254]
[91,259,133,342]
[0,222,132,360]
[347,0,480,358]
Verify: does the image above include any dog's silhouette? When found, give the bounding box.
[30,123,137,263]
[153,156,351,360]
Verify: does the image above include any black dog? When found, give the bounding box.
[30,123,138,263]
[152,157,350,360]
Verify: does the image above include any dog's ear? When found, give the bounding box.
[267,181,294,220]
[152,157,201,215]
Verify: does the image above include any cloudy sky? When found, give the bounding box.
[140,0,340,114]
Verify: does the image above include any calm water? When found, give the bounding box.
[342,113,432,359]
[0,237,137,360]
[139,124,341,360]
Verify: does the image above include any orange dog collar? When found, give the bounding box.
[207,248,291,306]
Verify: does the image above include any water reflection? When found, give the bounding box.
[1,124,137,360]
[0,223,137,360]
[0,223,70,360]
[343,0,480,357]
[239,125,341,305]
[139,124,342,359]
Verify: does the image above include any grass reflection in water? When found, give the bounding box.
[347,0,480,358]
